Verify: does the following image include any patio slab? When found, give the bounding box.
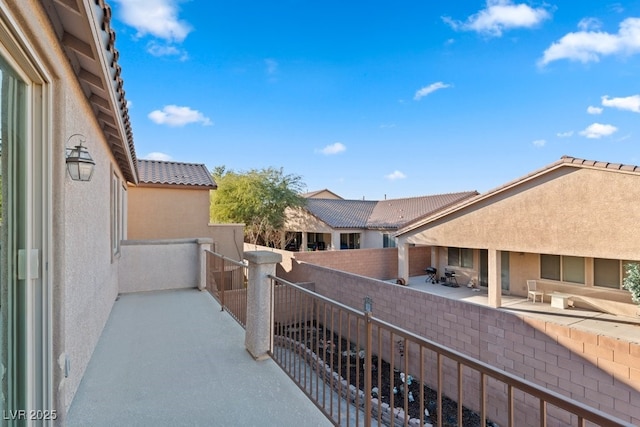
[405,275,640,344]
[66,289,332,427]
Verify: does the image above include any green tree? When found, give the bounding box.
[210,166,306,248]
[623,262,640,304]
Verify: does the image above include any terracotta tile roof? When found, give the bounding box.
[137,160,217,188]
[305,199,377,228]
[304,191,477,229]
[368,192,479,228]
[560,155,640,172]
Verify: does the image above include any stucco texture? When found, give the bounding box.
[404,167,640,260]
[128,186,244,260]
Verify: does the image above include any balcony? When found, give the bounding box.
[66,288,332,426]
[66,244,638,426]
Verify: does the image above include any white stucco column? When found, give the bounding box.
[331,231,340,250]
[487,248,502,308]
[244,250,282,360]
[398,242,410,282]
[197,238,214,291]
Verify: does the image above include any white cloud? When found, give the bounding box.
[532,139,546,147]
[144,152,173,161]
[578,17,602,31]
[385,171,407,181]
[148,105,213,127]
[414,82,451,100]
[147,41,189,60]
[539,17,640,66]
[557,130,574,138]
[442,0,551,37]
[587,106,603,114]
[319,143,346,155]
[579,123,618,139]
[601,94,640,113]
[114,0,191,42]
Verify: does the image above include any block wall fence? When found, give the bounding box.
[277,260,640,426]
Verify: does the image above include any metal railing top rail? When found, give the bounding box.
[205,249,247,268]
[268,274,634,427]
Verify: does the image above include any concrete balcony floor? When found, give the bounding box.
[66,289,332,427]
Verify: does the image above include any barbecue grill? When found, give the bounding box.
[425,267,437,284]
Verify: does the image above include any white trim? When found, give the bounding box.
[0,4,54,424]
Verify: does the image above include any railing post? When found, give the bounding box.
[197,239,213,291]
[244,250,282,360]
[364,311,372,427]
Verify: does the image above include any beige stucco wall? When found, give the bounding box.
[403,167,640,260]
[128,186,244,260]
[119,240,201,293]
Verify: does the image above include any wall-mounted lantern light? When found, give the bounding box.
[363,296,373,313]
[66,134,95,182]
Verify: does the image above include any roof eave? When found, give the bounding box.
[47,0,138,184]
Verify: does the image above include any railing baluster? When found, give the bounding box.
[508,384,514,427]
[364,312,372,427]
[457,362,463,425]
[540,398,547,427]
[420,346,425,426]
[437,353,443,427]
[480,372,486,427]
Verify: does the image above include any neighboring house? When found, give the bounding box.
[128,159,244,260]
[302,188,344,200]
[395,156,640,317]
[0,0,137,420]
[285,192,478,251]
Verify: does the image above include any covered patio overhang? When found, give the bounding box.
[395,158,640,315]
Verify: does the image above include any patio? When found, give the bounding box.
[404,275,640,343]
[66,289,332,427]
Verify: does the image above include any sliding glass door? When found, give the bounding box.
[1,37,51,423]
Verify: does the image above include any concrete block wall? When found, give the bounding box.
[268,245,431,281]
[279,261,640,426]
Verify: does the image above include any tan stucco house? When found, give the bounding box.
[127,159,244,260]
[285,191,477,251]
[396,156,640,317]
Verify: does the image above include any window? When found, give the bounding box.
[383,233,396,248]
[540,254,584,284]
[111,170,125,259]
[448,247,473,268]
[563,256,585,284]
[594,258,620,289]
[540,254,560,280]
[340,233,360,249]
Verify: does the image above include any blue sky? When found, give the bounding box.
[110,0,640,200]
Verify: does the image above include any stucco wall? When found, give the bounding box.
[2,0,135,418]
[128,186,244,260]
[118,240,201,293]
[60,63,122,416]
[279,262,640,425]
[403,167,640,260]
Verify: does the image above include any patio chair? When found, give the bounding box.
[527,280,544,303]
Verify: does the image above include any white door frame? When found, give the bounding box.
[0,6,53,425]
